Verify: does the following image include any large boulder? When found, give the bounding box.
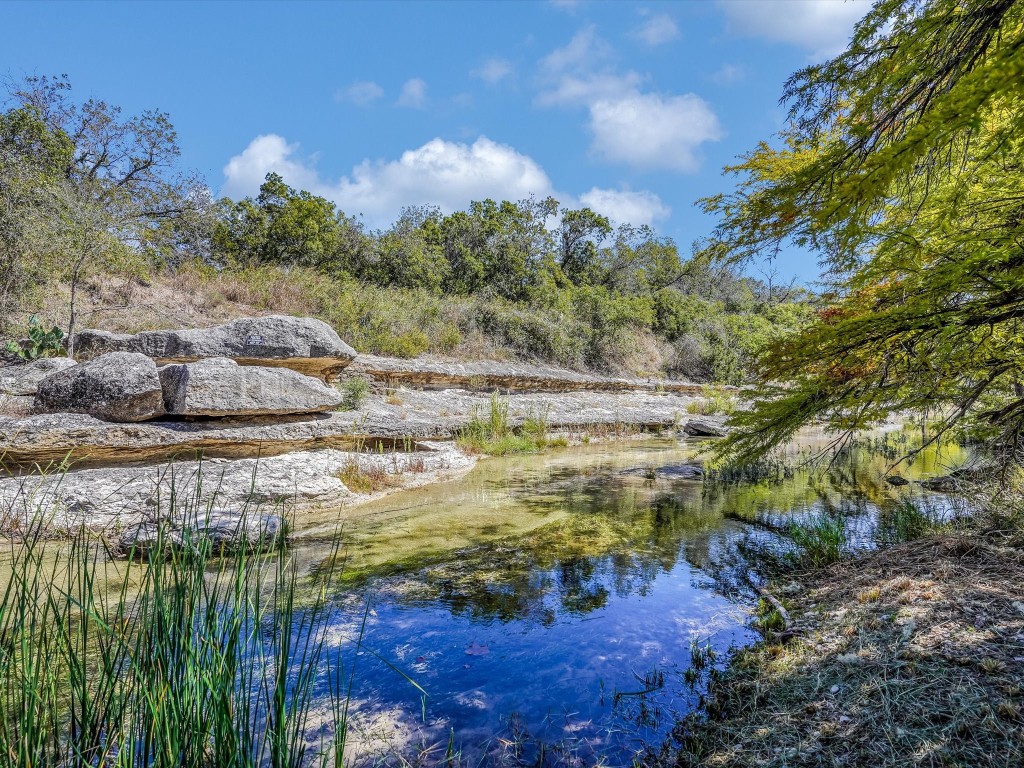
[158,357,343,417]
[0,357,77,396]
[35,352,165,422]
[75,316,356,380]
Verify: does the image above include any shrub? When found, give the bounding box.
[338,377,370,410]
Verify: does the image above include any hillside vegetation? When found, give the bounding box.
[0,76,812,380]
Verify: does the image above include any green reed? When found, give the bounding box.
[0,510,350,767]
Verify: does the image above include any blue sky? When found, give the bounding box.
[3,0,872,283]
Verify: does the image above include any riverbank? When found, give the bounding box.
[0,348,730,547]
[658,530,1024,767]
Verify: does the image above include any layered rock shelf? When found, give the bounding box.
[349,354,715,394]
[0,389,711,466]
[0,315,732,550]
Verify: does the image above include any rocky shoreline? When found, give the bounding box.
[0,315,728,552]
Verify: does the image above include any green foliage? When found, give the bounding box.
[686,385,738,416]
[214,172,371,273]
[338,377,370,411]
[4,314,64,359]
[703,0,1024,464]
[457,394,552,456]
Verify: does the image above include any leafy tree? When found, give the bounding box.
[701,0,1024,463]
[0,75,212,339]
[213,172,371,274]
[558,207,612,286]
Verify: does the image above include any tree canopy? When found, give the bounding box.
[703,0,1024,463]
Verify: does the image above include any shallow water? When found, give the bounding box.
[288,430,968,765]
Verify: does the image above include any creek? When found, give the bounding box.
[286,430,967,765]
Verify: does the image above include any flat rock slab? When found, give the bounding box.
[0,445,474,532]
[160,357,342,416]
[349,354,711,394]
[75,315,356,380]
[0,357,77,396]
[35,352,165,423]
[0,389,706,466]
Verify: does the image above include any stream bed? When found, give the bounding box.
[287,431,968,765]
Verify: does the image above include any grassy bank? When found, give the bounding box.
[651,482,1024,768]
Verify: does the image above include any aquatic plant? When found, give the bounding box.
[787,514,847,567]
[457,394,551,456]
[0,517,352,767]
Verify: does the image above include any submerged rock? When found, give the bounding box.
[75,315,357,380]
[118,511,285,556]
[0,357,77,396]
[159,357,343,417]
[34,352,165,422]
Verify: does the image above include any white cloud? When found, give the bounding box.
[633,13,680,47]
[536,70,645,108]
[221,134,320,200]
[397,78,427,108]
[578,187,670,226]
[537,28,720,172]
[336,80,385,106]
[589,92,721,171]
[472,58,514,85]
[222,135,555,228]
[540,25,612,77]
[717,0,872,60]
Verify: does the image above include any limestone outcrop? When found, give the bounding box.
[118,511,286,555]
[0,444,474,534]
[159,357,342,417]
[349,354,709,394]
[34,352,165,423]
[0,389,707,466]
[0,357,78,396]
[75,315,356,379]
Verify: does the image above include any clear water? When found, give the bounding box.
[286,431,968,765]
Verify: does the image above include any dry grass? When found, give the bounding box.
[338,460,400,495]
[656,536,1024,767]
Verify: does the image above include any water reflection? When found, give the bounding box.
[291,430,967,765]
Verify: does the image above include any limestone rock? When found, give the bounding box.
[0,357,77,396]
[159,357,342,417]
[349,354,707,394]
[35,352,165,422]
[0,446,475,532]
[0,389,705,466]
[118,511,285,556]
[75,315,356,379]
[683,417,730,437]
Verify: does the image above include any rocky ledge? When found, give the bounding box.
[0,316,736,552]
[0,388,716,466]
[349,354,716,394]
[0,441,473,536]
